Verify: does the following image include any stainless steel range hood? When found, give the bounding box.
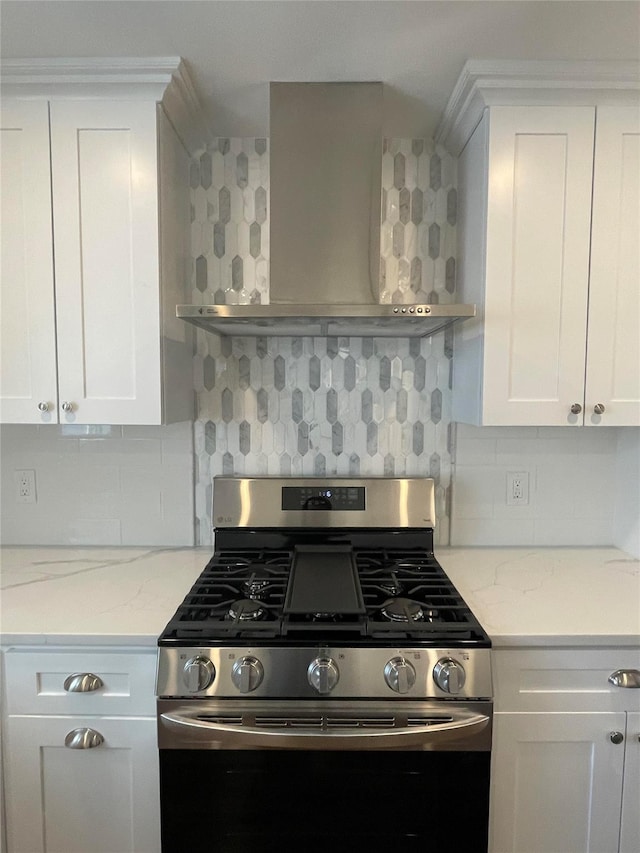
[177,82,475,338]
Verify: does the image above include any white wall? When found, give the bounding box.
[0,423,194,546]
[451,424,620,546]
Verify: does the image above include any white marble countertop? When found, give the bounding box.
[1,545,638,648]
[438,547,640,648]
[0,546,210,646]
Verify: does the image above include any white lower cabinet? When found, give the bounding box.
[620,711,640,853]
[2,648,160,853]
[5,716,159,853]
[490,649,640,853]
[491,711,627,853]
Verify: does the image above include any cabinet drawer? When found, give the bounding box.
[4,649,156,716]
[494,648,640,712]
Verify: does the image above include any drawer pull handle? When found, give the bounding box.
[64,728,104,750]
[64,673,104,693]
[608,669,640,689]
[610,731,624,745]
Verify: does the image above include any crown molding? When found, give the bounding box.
[0,57,207,154]
[436,60,640,155]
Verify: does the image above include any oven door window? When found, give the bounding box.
[160,749,489,852]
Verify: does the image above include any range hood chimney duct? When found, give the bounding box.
[270,82,382,306]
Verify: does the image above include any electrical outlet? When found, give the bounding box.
[15,469,37,504]
[506,471,529,506]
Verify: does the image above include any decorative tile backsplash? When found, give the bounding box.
[380,139,457,305]
[191,138,457,546]
[194,333,454,545]
[191,138,270,306]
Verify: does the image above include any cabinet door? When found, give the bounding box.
[4,715,159,853]
[0,100,58,424]
[620,712,640,853]
[49,101,162,425]
[490,712,626,853]
[585,105,640,427]
[482,107,595,425]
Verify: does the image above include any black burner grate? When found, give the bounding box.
[159,541,489,647]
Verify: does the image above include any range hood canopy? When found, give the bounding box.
[178,82,475,338]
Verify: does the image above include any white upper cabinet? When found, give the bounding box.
[0,100,58,422]
[437,61,640,427]
[586,106,640,426]
[0,58,203,425]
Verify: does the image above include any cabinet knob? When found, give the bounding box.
[610,731,624,745]
[64,672,104,693]
[593,403,605,415]
[64,728,104,749]
[608,669,640,688]
[37,401,50,412]
[61,401,74,413]
[570,403,582,414]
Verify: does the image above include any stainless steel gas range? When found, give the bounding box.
[156,477,493,853]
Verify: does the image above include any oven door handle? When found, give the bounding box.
[159,709,491,750]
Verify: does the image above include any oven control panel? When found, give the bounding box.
[159,647,492,701]
[281,485,365,511]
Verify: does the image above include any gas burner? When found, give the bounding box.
[379,577,403,596]
[312,612,339,622]
[380,597,426,623]
[244,575,271,597]
[227,599,269,622]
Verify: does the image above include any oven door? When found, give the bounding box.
[158,699,492,853]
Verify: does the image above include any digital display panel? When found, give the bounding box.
[281,486,365,511]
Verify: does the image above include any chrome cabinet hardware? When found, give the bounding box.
[61,401,74,412]
[63,672,104,693]
[64,728,104,749]
[593,403,605,414]
[608,669,640,688]
[570,403,582,414]
[37,401,49,412]
[610,731,624,745]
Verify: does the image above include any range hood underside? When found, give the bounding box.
[176,304,475,338]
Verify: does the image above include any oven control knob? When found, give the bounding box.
[183,656,216,692]
[433,658,466,694]
[384,657,417,694]
[231,656,264,693]
[307,658,340,694]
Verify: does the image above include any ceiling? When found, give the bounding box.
[2,1,639,138]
